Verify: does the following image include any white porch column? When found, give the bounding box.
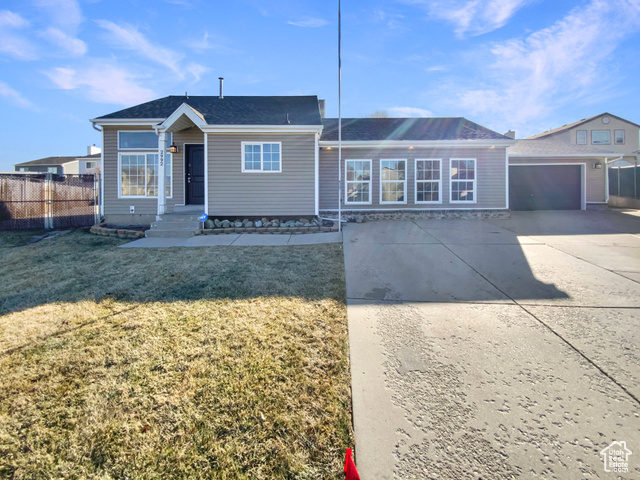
[157,130,167,216]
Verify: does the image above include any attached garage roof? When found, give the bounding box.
[95,95,323,126]
[320,117,511,141]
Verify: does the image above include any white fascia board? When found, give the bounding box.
[319,140,515,148]
[90,118,165,126]
[200,125,323,134]
[160,103,207,130]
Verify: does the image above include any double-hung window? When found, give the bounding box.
[118,131,172,198]
[415,159,441,203]
[242,142,282,172]
[380,159,406,204]
[345,160,371,204]
[450,159,476,203]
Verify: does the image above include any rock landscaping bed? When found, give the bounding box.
[198,217,339,235]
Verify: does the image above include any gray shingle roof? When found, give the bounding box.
[320,117,511,141]
[15,154,101,167]
[509,140,618,156]
[96,95,323,126]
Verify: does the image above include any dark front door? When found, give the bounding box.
[509,165,581,210]
[186,144,205,205]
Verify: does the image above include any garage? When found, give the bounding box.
[509,164,582,211]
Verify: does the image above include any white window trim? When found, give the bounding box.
[118,130,172,151]
[241,141,283,173]
[614,129,625,145]
[415,158,442,204]
[379,159,407,205]
[450,158,477,204]
[117,152,173,199]
[345,159,372,205]
[576,130,587,145]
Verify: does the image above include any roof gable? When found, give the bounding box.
[526,113,640,140]
[320,117,511,142]
[95,95,323,126]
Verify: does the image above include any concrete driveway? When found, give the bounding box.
[344,210,640,479]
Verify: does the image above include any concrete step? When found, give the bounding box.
[150,220,200,229]
[155,215,202,223]
[146,213,202,238]
[145,228,198,238]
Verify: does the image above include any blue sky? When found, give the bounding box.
[1,0,639,171]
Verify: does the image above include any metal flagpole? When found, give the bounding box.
[338,0,342,232]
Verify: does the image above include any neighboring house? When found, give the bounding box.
[90,94,514,225]
[15,146,102,175]
[509,113,640,210]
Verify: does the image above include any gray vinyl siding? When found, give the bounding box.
[319,146,508,210]
[509,157,606,203]
[103,126,184,219]
[208,133,316,216]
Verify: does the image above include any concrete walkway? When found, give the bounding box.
[119,231,342,248]
[344,210,640,479]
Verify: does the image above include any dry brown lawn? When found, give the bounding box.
[0,230,352,479]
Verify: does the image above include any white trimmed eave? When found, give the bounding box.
[159,103,207,132]
[319,139,516,148]
[201,124,323,134]
[90,118,165,127]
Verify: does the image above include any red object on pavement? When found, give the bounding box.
[344,448,361,480]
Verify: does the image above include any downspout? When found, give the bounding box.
[92,122,104,219]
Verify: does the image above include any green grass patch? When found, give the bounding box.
[0,230,352,479]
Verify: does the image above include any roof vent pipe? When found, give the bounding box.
[219,77,224,99]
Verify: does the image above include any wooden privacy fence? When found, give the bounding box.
[0,173,100,230]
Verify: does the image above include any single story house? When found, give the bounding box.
[509,113,639,210]
[15,146,102,175]
[90,94,515,227]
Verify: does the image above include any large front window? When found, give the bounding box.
[242,142,282,172]
[380,159,406,204]
[592,130,610,145]
[345,160,371,204]
[450,159,476,203]
[119,153,172,198]
[416,159,441,203]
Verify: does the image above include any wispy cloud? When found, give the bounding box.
[33,0,83,31]
[388,106,434,117]
[0,80,37,110]
[41,27,87,57]
[46,62,156,106]
[0,10,38,59]
[372,9,406,30]
[402,0,532,37]
[187,31,237,54]
[453,0,640,130]
[96,20,185,76]
[287,17,329,28]
[185,62,210,83]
